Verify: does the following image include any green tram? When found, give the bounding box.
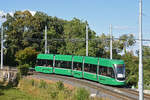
[35,54,125,86]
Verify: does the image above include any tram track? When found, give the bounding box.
[31,72,150,100]
[117,87,150,100]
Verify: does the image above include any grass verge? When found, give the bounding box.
[0,84,39,100]
[0,76,107,100]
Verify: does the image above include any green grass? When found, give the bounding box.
[0,85,40,100]
[0,78,104,100]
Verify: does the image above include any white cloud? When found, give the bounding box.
[0,10,36,18]
[114,26,135,30]
[0,10,6,22]
[0,10,36,24]
[143,41,150,47]
[29,10,36,16]
[22,10,36,16]
[0,10,6,17]
[0,10,14,17]
[8,12,14,17]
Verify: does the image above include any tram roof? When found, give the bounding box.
[37,54,124,67]
[37,54,53,59]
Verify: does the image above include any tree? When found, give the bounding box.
[46,17,65,54]
[94,33,122,59]
[15,47,38,75]
[58,18,96,56]
[121,52,139,86]
[142,46,150,88]
[121,46,150,88]
[119,34,136,54]
[3,11,48,66]
[15,47,38,67]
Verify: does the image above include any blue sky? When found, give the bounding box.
[0,0,150,40]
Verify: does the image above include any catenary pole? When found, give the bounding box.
[1,25,3,69]
[110,24,112,59]
[86,24,88,56]
[139,0,143,100]
[45,26,47,54]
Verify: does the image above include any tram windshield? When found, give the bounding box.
[115,64,125,81]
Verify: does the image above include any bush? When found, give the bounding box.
[73,88,90,100]
[56,81,64,91]
[18,64,30,76]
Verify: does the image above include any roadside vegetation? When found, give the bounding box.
[0,78,106,100]
[1,10,150,89]
[0,83,39,100]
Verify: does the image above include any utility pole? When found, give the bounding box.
[1,25,3,69]
[139,0,143,100]
[45,26,47,54]
[110,24,112,59]
[86,24,88,56]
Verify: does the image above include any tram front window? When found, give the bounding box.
[115,64,125,81]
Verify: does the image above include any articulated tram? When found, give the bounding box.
[35,54,125,86]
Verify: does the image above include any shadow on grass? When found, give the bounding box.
[0,91,4,96]
[0,82,15,96]
[0,84,12,90]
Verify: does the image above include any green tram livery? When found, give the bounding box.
[35,54,125,86]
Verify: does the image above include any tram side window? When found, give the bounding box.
[55,60,61,68]
[36,59,47,67]
[73,62,82,71]
[90,64,97,73]
[84,63,97,74]
[99,66,107,76]
[108,68,115,78]
[42,60,47,67]
[84,63,90,72]
[47,60,53,67]
[99,66,115,78]
[36,59,41,66]
[55,60,72,69]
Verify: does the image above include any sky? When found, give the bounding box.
[0,0,150,40]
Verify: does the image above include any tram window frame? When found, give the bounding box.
[55,60,72,69]
[84,63,97,74]
[73,62,82,71]
[99,66,115,78]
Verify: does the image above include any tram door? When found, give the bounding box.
[98,66,115,84]
[98,66,107,84]
[72,62,83,78]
